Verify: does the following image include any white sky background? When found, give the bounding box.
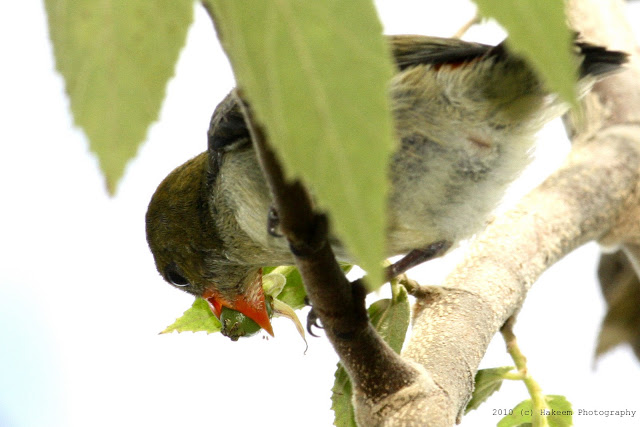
[1,1,640,426]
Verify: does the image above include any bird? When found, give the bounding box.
[146,35,626,338]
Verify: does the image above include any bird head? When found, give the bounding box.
[145,152,273,336]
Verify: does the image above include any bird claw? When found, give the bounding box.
[267,205,283,237]
[306,307,323,337]
[385,240,452,281]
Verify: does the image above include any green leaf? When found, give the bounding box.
[465,366,515,414]
[497,396,573,427]
[474,0,577,105]
[161,298,222,334]
[265,266,307,310]
[331,364,358,427]
[264,263,352,310]
[497,399,533,427]
[331,284,410,426]
[545,395,573,427]
[206,0,396,289]
[44,0,194,193]
[367,285,410,354]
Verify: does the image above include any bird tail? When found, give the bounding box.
[577,41,628,78]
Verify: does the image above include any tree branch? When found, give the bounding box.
[365,0,640,425]
[235,96,426,405]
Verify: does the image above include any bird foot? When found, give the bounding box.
[386,240,452,281]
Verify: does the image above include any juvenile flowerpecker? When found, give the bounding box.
[146,35,626,337]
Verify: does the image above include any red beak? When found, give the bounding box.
[202,269,274,336]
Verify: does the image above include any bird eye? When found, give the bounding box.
[165,263,190,287]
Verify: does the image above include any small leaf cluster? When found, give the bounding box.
[331,280,410,427]
[466,364,573,426]
[161,265,312,335]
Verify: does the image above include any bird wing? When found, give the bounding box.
[207,92,251,153]
[388,35,501,71]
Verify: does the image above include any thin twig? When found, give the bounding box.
[235,93,421,401]
[452,12,481,39]
[501,317,550,427]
